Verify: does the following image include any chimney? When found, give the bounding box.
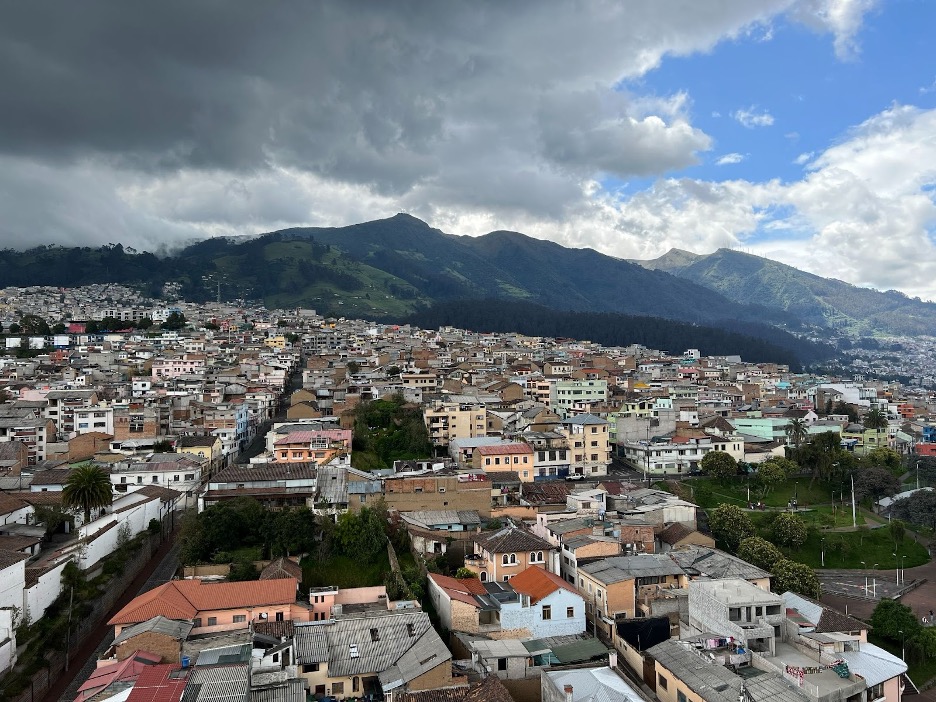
[564,685,573,702]
[609,652,617,669]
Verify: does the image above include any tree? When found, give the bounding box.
[161,311,187,330]
[772,559,821,598]
[890,491,936,531]
[785,418,809,450]
[853,466,900,503]
[863,408,889,430]
[62,464,113,523]
[870,599,921,642]
[889,519,906,545]
[771,512,808,548]
[228,559,260,581]
[754,461,787,496]
[136,317,154,329]
[454,567,478,579]
[708,504,755,552]
[737,536,784,571]
[346,361,361,376]
[17,314,50,336]
[700,451,738,481]
[863,447,902,475]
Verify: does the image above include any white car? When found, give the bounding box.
[565,473,585,481]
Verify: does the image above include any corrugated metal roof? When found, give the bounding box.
[294,623,329,664]
[250,679,306,702]
[839,643,907,687]
[194,643,252,666]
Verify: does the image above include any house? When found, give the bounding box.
[106,615,194,663]
[474,443,535,481]
[260,556,303,584]
[560,414,612,477]
[464,525,556,582]
[175,435,223,467]
[656,523,715,552]
[109,453,202,496]
[108,578,303,636]
[293,608,455,699]
[668,546,771,590]
[577,555,688,639]
[542,664,644,702]
[399,510,481,559]
[508,566,586,638]
[427,566,586,639]
[201,462,317,511]
[687,579,784,655]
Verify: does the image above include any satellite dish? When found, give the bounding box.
[259,613,268,619]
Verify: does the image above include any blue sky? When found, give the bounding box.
[618,0,936,190]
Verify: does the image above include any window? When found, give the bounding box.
[503,575,510,582]
[120,477,127,484]
[233,615,246,623]
[498,658,508,671]
[542,605,552,620]
[193,618,202,628]
[567,607,574,618]
[480,571,487,582]
[207,617,217,626]
[303,663,319,673]
[152,476,159,483]
[677,691,687,702]
[276,612,284,622]
[658,675,668,690]
[370,628,380,641]
[503,554,510,565]
[332,683,344,695]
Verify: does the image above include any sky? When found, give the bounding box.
[2,1,936,299]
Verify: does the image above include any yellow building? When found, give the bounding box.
[424,400,487,447]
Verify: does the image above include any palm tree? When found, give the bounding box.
[785,418,808,450]
[62,464,113,524]
[863,408,889,430]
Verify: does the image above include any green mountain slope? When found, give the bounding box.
[642,248,936,336]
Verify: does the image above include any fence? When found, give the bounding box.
[1,531,162,702]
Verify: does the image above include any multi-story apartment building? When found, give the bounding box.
[560,414,611,477]
[151,353,207,380]
[549,379,608,419]
[423,400,487,447]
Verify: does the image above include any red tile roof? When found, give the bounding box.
[108,578,297,626]
[475,443,533,455]
[508,566,577,604]
[428,573,488,607]
[75,650,161,700]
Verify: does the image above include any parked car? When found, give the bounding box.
[565,473,585,481]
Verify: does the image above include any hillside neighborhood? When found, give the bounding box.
[0,284,934,702]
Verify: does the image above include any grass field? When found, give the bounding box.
[680,477,836,509]
[301,550,418,589]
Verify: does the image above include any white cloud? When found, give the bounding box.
[794,152,814,165]
[790,0,879,60]
[716,153,745,165]
[732,106,775,128]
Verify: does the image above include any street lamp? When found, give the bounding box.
[901,555,907,585]
[821,537,825,568]
[861,562,868,594]
[893,552,899,585]
[899,630,906,661]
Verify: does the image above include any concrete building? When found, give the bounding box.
[687,578,784,656]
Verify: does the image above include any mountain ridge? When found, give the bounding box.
[636,247,936,337]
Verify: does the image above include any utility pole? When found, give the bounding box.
[851,474,857,528]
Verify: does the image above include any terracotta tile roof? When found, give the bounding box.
[0,493,28,516]
[108,578,298,626]
[428,573,488,607]
[507,566,577,604]
[473,525,553,554]
[399,672,511,702]
[0,549,29,570]
[7,491,65,507]
[253,620,295,639]
[659,523,694,545]
[30,468,74,485]
[212,463,317,483]
[475,443,533,455]
[260,557,303,582]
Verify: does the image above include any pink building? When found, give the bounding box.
[108,578,305,636]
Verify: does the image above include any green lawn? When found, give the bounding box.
[302,554,390,589]
[869,633,936,687]
[782,528,928,570]
[682,477,835,509]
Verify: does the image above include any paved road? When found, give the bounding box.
[822,554,936,696]
[46,534,180,702]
